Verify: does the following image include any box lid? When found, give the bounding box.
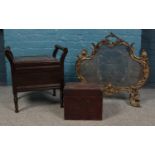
[64,82,102,96]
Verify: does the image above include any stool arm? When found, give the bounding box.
[52,45,68,65]
[5,47,15,70]
[4,47,15,74]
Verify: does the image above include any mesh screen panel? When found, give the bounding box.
[80,45,142,87]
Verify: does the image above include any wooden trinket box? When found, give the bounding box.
[64,82,103,120]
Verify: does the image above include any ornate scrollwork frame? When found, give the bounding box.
[76,33,150,107]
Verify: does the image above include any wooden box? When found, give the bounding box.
[64,82,103,120]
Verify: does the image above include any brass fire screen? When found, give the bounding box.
[76,33,150,107]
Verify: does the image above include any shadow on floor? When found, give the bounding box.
[19,91,60,111]
[103,101,122,119]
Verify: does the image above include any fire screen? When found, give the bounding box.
[76,33,150,107]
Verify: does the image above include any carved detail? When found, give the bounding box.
[76,33,150,107]
[102,83,120,96]
[129,87,140,107]
[76,49,91,82]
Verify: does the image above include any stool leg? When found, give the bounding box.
[14,92,19,113]
[60,88,64,108]
[53,89,56,96]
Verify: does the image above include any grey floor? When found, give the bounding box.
[0,86,155,126]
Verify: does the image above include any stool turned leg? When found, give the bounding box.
[60,88,64,108]
[53,89,56,96]
[14,93,19,113]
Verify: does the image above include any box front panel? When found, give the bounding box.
[64,96,102,120]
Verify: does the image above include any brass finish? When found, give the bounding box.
[76,33,150,107]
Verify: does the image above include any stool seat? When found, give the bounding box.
[14,55,60,67]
